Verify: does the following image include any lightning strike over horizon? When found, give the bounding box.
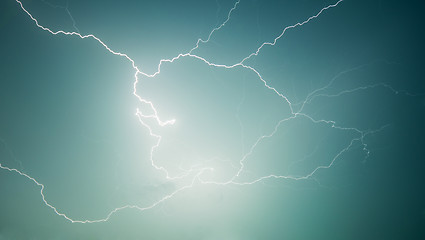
[0,0,421,227]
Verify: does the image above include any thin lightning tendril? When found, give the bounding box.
[189,0,240,54]
[40,0,80,33]
[1,0,398,223]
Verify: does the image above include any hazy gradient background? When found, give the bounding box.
[0,0,424,239]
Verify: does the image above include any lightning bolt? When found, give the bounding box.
[2,0,408,223]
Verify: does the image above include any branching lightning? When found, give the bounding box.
[40,0,80,33]
[1,0,406,223]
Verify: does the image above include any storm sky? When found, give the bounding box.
[0,0,424,239]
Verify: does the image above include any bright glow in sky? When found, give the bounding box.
[0,0,424,239]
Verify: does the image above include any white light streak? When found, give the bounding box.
[1,0,399,223]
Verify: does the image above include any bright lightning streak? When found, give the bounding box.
[1,0,398,223]
[239,0,344,64]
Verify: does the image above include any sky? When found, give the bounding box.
[0,0,424,239]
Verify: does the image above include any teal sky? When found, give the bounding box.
[0,0,424,239]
